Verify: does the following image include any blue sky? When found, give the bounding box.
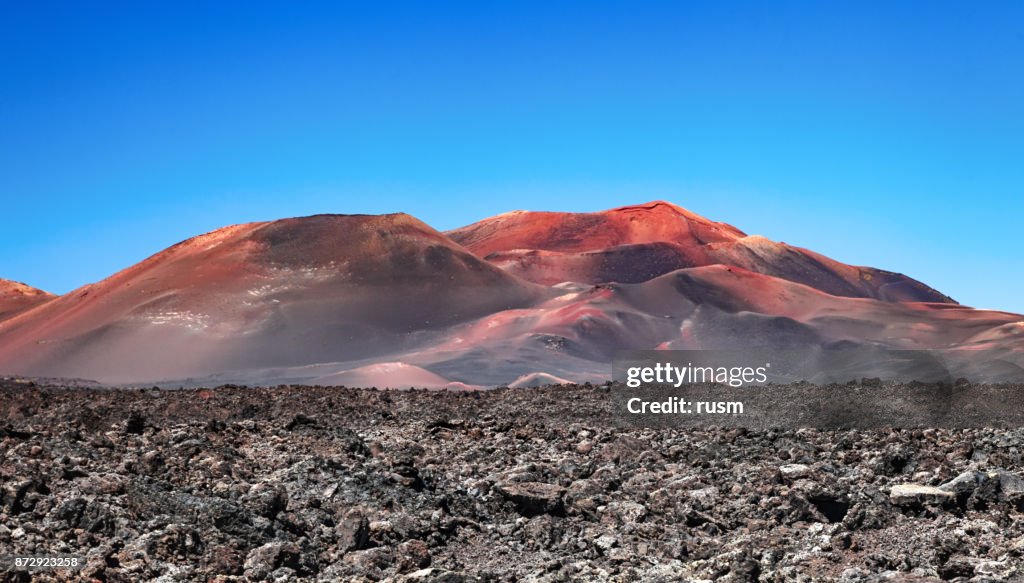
[2,1,1022,312]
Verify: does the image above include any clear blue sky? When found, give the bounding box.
[2,1,1022,312]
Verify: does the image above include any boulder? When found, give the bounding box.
[889,484,955,506]
[494,482,566,517]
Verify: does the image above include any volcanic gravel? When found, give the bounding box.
[2,380,1024,582]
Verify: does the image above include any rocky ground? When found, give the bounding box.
[2,379,1024,582]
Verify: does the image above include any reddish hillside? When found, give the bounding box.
[0,214,545,383]
[448,201,743,256]
[447,201,954,303]
[409,264,1022,384]
[0,204,1016,387]
[0,279,54,322]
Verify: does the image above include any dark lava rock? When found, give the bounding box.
[2,380,1024,581]
[494,482,567,517]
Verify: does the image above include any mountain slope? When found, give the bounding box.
[0,203,1017,387]
[0,214,546,383]
[447,201,954,303]
[386,265,1021,385]
[0,279,55,322]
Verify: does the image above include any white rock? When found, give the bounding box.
[889,483,955,506]
[779,463,811,479]
[594,534,618,551]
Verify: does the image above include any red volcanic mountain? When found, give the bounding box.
[410,264,1022,384]
[0,279,54,322]
[0,214,545,383]
[0,202,1019,386]
[447,201,954,303]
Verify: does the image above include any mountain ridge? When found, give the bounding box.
[447,201,955,303]
[0,278,55,322]
[0,213,546,383]
[0,202,1017,386]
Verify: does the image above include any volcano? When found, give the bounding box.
[447,201,954,303]
[0,202,1019,386]
[0,214,545,383]
[0,279,54,322]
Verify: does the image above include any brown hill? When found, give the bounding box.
[404,264,1021,384]
[0,279,54,322]
[447,201,954,303]
[0,214,545,383]
[1,204,1016,387]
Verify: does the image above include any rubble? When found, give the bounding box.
[1,381,1024,581]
